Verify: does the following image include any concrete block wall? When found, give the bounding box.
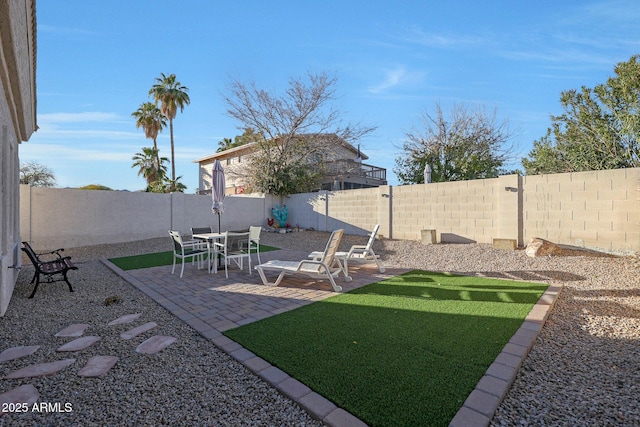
[18,168,639,253]
[522,168,640,252]
[325,188,381,236]
[391,178,504,244]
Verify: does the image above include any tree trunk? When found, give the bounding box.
[169,119,176,191]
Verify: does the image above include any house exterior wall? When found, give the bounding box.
[0,0,37,316]
[195,138,385,194]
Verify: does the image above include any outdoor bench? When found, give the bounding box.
[21,242,78,298]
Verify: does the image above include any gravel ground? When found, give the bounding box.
[2,231,638,426]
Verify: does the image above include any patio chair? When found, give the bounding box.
[191,226,212,236]
[308,224,385,273]
[190,226,212,259]
[255,229,350,292]
[248,226,262,264]
[169,230,210,278]
[212,231,252,278]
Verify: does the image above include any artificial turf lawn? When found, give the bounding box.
[224,270,548,426]
[108,245,278,270]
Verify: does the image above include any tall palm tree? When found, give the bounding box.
[132,147,168,191]
[149,73,190,191]
[131,102,166,168]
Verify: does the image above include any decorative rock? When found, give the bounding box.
[0,345,40,363]
[108,313,141,326]
[0,385,39,416]
[56,336,101,352]
[55,324,90,337]
[136,336,176,355]
[4,359,76,379]
[525,237,562,257]
[104,295,122,306]
[120,322,157,340]
[78,356,119,377]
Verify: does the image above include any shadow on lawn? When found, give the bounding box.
[467,270,585,282]
[351,271,548,304]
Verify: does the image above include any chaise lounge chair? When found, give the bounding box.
[255,229,351,292]
[308,224,385,273]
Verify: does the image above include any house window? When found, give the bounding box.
[226,158,231,166]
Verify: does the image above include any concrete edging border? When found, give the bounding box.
[449,284,563,427]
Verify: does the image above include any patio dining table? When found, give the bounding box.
[192,232,226,270]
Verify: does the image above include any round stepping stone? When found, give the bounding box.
[4,359,76,379]
[120,322,157,340]
[56,336,101,352]
[136,336,176,355]
[55,324,90,337]
[108,313,141,326]
[0,384,39,416]
[78,356,119,377]
[0,346,40,363]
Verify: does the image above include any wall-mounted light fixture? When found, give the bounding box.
[381,193,390,198]
[504,187,518,192]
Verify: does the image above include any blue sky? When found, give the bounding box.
[22,0,640,191]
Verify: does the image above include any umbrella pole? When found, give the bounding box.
[216,213,222,268]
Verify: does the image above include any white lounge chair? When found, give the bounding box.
[308,224,385,273]
[255,229,351,292]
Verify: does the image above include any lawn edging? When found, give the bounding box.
[449,284,563,427]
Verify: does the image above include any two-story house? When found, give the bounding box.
[194,134,387,195]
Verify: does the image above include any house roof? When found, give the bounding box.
[193,134,369,164]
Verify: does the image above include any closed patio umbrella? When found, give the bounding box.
[211,160,225,232]
[424,163,432,184]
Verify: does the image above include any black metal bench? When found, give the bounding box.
[21,242,78,298]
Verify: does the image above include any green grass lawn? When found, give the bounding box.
[224,270,548,426]
[108,245,279,270]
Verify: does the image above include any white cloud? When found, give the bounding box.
[38,112,122,124]
[399,25,486,48]
[368,66,425,94]
[20,143,134,162]
[38,25,94,36]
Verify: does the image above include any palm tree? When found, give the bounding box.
[149,73,190,191]
[132,147,168,191]
[131,102,166,168]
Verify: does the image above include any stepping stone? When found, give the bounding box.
[4,359,76,379]
[56,336,101,352]
[0,345,40,363]
[120,322,157,340]
[0,385,39,416]
[136,336,176,355]
[78,356,119,377]
[108,313,141,326]
[55,324,90,337]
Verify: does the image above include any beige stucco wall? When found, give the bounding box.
[1,0,37,316]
